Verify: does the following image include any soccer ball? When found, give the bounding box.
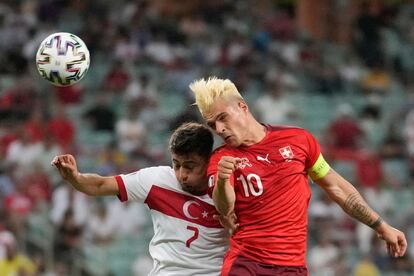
[36,32,90,87]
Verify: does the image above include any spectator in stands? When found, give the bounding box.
[23,108,46,143]
[85,201,116,245]
[114,28,140,63]
[47,104,75,151]
[83,94,116,132]
[54,85,83,105]
[381,124,406,159]
[338,52,364,92]
[5,126,43,174]
[309,193,345,227]
[360,62,391,104]
[103,60,130,92]
[0,231,37,275]
[96,141,127,176]
[0,166,16,204]
[22,166,52,205]
[0,122,18,164]
[50,184,90,228]
[53,208,83,273]
[35,135,63,185]
[353,2,385,67]
[308,230,340,275]
[124,74,158,105]
[254,78,298,125]
[356,150,384,190]
[312,60,343,95]
[359,104,384,149]
[144,34,175,67]
[325,103,365,160]
[124,74,163,131]
[0,77,35,121]
[3,176,34,238]
[115,103,148,158]
[354,254,380,276]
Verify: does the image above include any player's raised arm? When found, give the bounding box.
[51,154,119,196]
[314,168,407,258]
[213,156,240,216]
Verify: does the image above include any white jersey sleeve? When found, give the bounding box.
[115,166,176,203]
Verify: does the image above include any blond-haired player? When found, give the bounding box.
[190,77,407,276]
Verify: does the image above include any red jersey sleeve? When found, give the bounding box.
[303,130,322,169]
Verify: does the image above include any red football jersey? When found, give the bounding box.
[208,125,321,266]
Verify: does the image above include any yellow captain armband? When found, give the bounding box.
[307,154,331,181]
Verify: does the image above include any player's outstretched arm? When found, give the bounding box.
[51,154,119,196]
[213,156,239,216]
[314,169,407,258]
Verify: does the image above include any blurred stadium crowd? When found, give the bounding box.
[0,0,414,275]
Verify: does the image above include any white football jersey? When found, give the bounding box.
[116,166,229,276]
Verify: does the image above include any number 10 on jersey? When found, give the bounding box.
[237,174,263,197]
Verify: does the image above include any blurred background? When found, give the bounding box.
[0,0,413,275]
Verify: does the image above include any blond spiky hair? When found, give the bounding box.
[189,77,243,115]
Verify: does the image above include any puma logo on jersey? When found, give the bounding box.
[257,153,271,163]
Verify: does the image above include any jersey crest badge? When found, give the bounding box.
[279,146,294,162]
[237,157,252,169]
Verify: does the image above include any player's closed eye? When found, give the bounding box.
[183,165,195,172]
[218,114,227,122]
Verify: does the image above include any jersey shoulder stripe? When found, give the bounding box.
[116,175,128,202]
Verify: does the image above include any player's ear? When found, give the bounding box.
[238,100,249,112]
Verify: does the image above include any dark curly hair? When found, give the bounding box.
[169,122,213,159]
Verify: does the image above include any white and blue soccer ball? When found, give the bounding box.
[36,32,90,87]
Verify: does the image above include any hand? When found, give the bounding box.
[376,222,407,258]
[217,156,241,181]
[214,210,239,236]
[51,154,80,184]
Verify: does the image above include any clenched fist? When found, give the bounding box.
[217,156,241,181]
[51,154,80,184]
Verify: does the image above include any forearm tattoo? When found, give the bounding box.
[344,192,379,227]
[369,216,383,229]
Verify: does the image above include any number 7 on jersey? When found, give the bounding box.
[186,226,199,248]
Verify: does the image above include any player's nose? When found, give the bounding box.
[215,121,225,134]
[177,169,189,182]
